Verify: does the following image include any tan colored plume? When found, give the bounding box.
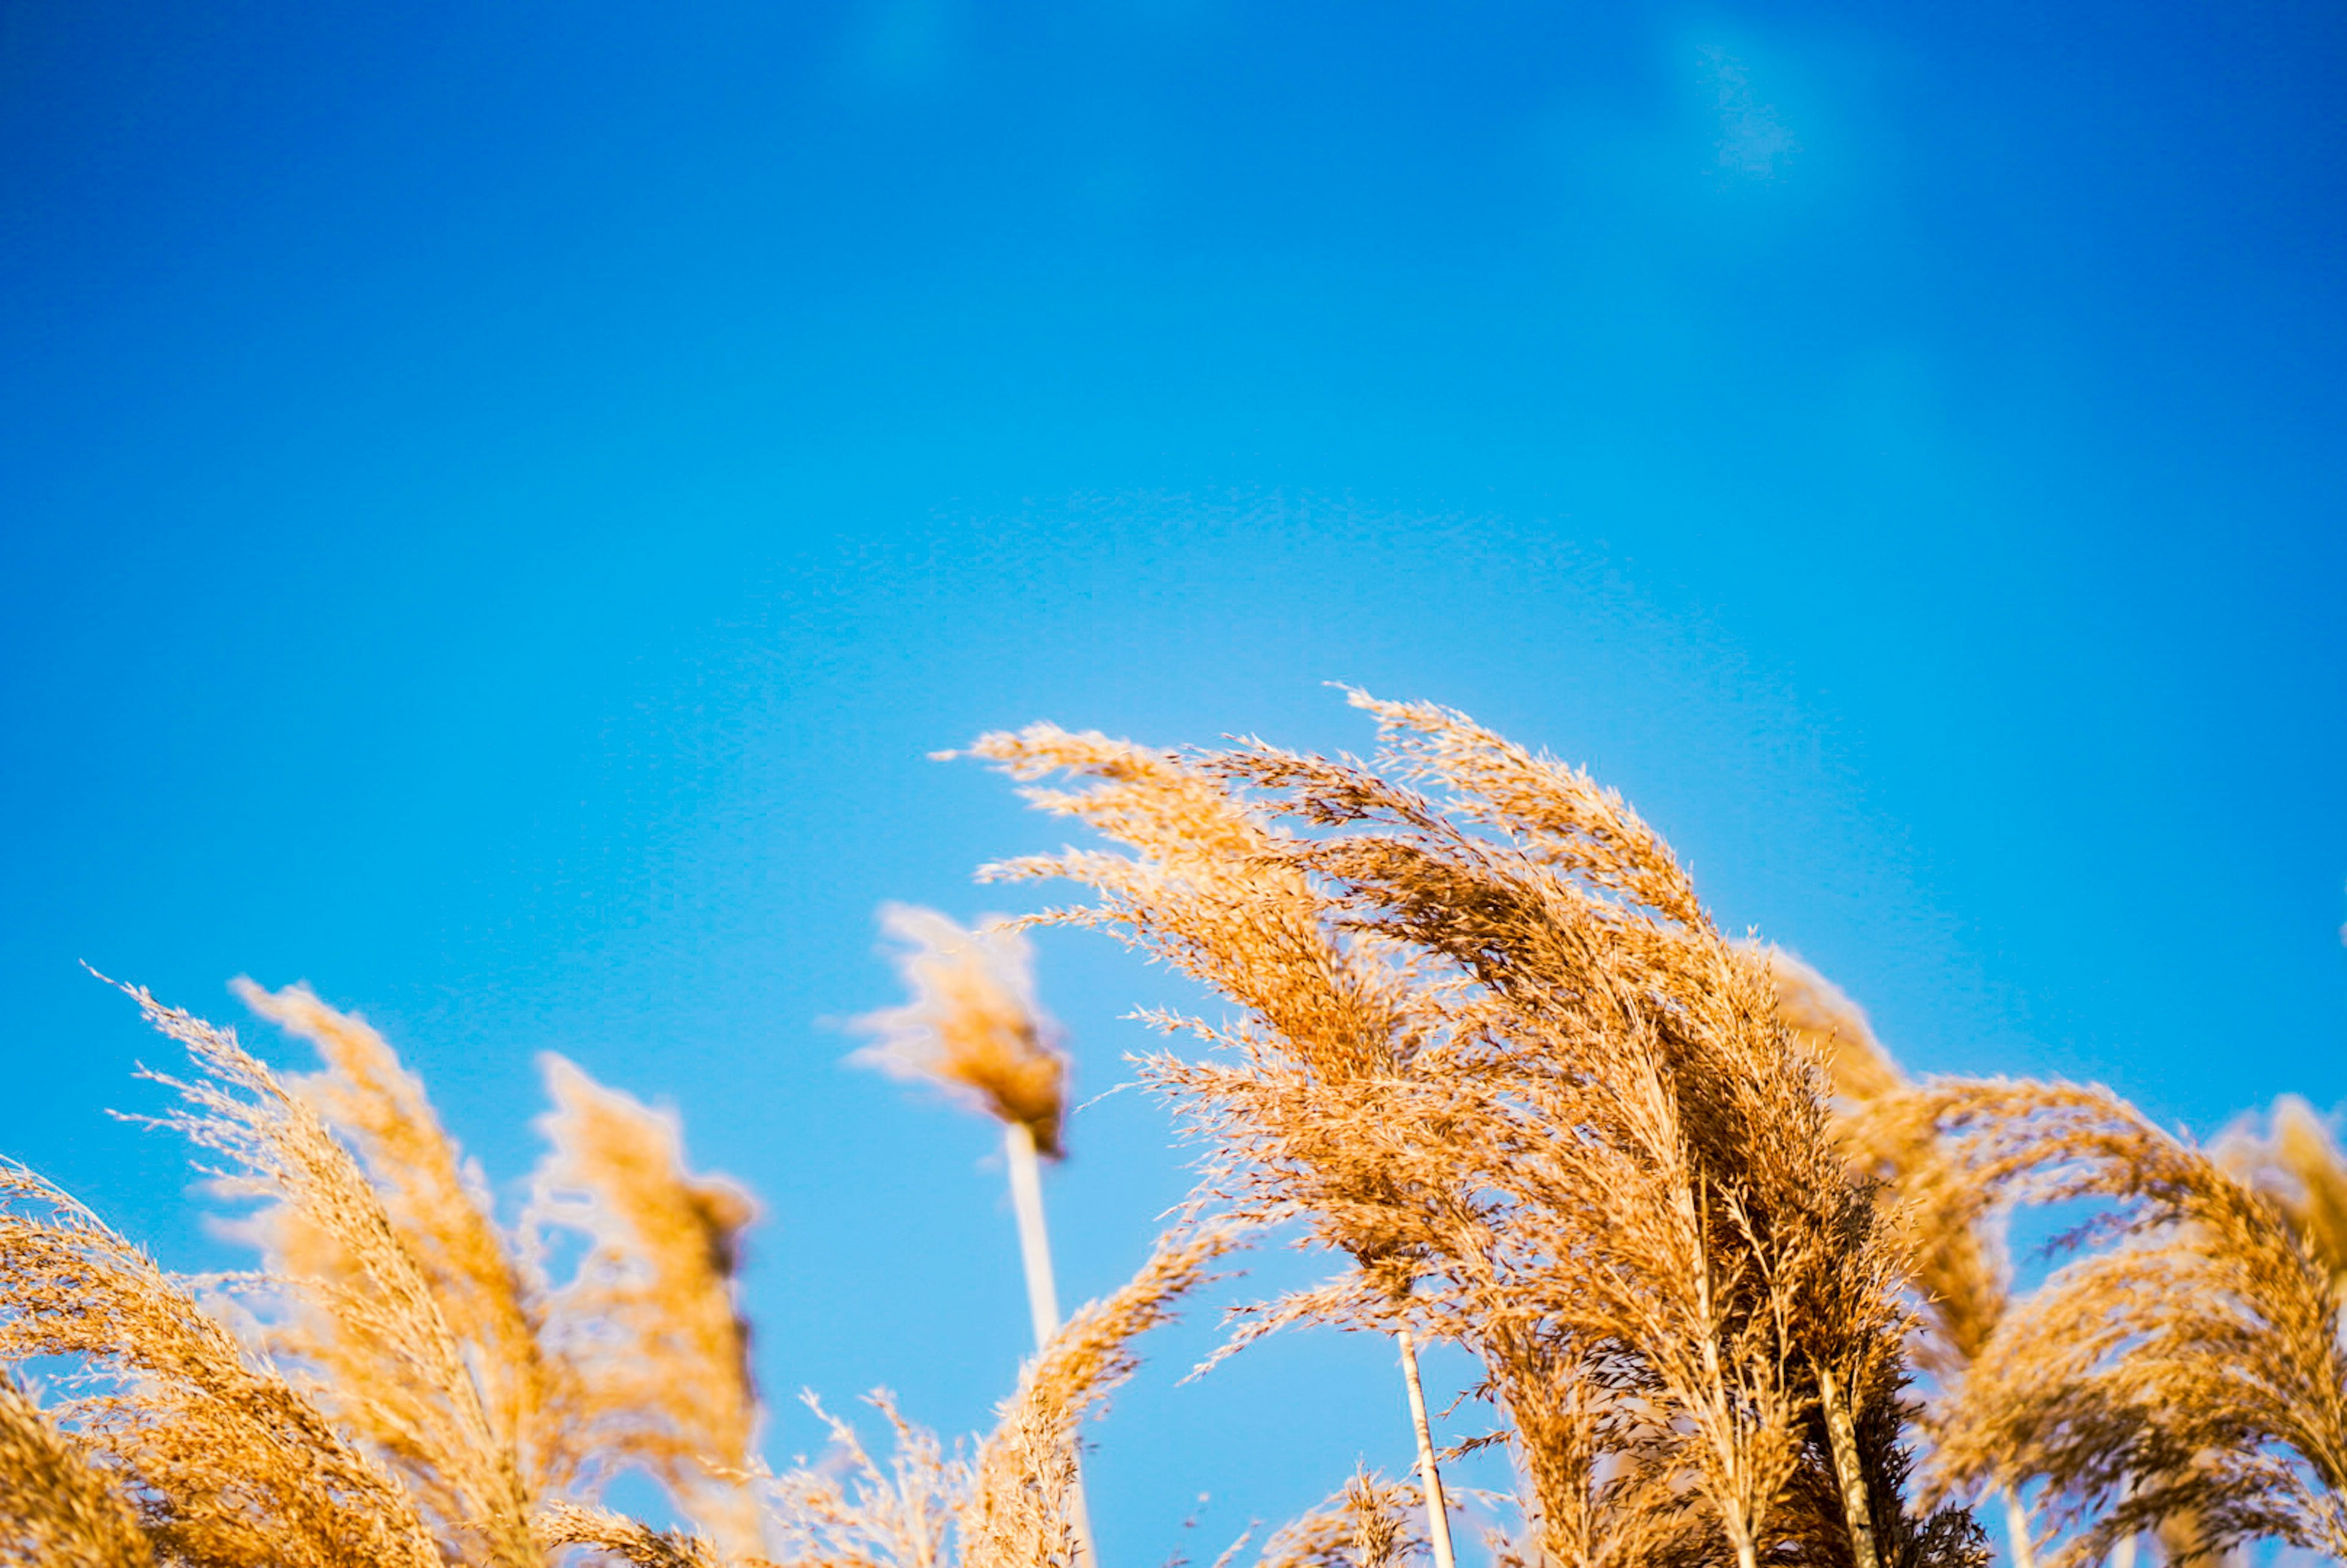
[966,695,1986,1568]
[853,904,1070,1158]
[527,1055,765,1559]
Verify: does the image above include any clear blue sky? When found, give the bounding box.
[3,0,2342,1553]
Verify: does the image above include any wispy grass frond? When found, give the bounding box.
[534,1501,725,1568]
[1254,1468,1420,1568]
[961,1226,1232,1568]
[758,1226,1229,1568]
[0,1155,441,1568]
[764,1393,968,1568]
[124,981,540,1567]
[0,1373,151,1568]
[1761,949,1902,1107]
[234,978,573,1493]
[1923,1079,2347,1565]
[852,904,1070,1157]
[529,1055,764,1558]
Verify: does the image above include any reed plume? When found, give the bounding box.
[0,1111,444,1568]
[1760,951,2030,1568]
[132,981,542,1567]
[0,1374,153,1568]
[1254,1468,1422,1568]
[964,694,1982,1568]
[527,1056,765,1558]
[855,903,1070,1162]
[232,978,571,1501]
[765,1392,967,1568]
[2214,1094,2347,1289]
[760,1226,1229,1568]
[1920,1078,2347,1566]
[234,979,766,1555]
[534,1503,726,1568]
[851,904,1092,1562]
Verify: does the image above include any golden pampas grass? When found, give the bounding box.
[854,903,1070,1160]
[9,692,2346,1568]
[965,694,1981,1568]
[527,1055,764,1559]
[851,903,1096,1565]
[1923,1078,2347,1566]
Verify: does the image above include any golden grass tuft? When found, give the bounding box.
[7,692,2342,1568]
[1253,1468,1421,1568]
[528,1055,765,1558]
[966,694,1982,1568]
[0,1373,153,1568]
[853,904,1070,1157]
[534,1502,727,1568]
[758,1226,1230,1568]
[2214,1094,2347,1289]
[0,1147,443,1568]
[1920,1079,2347,1566]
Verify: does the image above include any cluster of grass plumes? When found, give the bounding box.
[0,975,1217,1568]
[0,978,782,1568]
[1763,959,2347,1568]
[6,693,2343,1568]
[960,695,1982,1568]
[1908,1082,2347,1566]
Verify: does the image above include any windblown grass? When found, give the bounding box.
[2,693,2338,1568]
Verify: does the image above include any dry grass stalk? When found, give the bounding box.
[23,691,2347,1568]
[528,1056,765,1558]
[963,695,1982,1568]
[235,980,765,1555]
[855,904,1070,1160]
[1919,1078,2347,1566]
[0,1374,153,1568]
[1760,952,2033,1568]
[852,903,1094,1564]
[1394,1328,1456,1568]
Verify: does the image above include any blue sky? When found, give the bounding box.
[3,0,2343,1553]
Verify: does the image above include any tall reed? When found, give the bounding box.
[852,903,1095,1567]
[1760,951,2033,1567]
[7,691,2343,1568]
[960,694,1983,1568]
[1915,1080,2347,1567]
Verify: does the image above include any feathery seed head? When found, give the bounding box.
[2215,1094,2347,1291]
[853,904,1070,1159]
[1757,947,1903,1105]
[527,1055,765,1558]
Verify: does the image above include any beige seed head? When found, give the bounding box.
[853,903,1071,1159]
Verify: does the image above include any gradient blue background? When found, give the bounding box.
[4,0,2343,1553]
